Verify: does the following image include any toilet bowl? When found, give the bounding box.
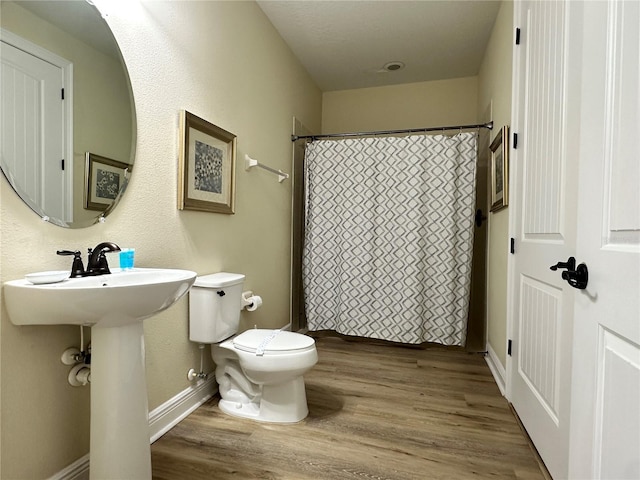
[189,272,318,423]
[212,329,317,423]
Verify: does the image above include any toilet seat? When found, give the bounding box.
[233,329,315,355]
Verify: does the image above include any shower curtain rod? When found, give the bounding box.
[291,121,493,142]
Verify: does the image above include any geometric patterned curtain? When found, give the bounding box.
[302,133,477,346]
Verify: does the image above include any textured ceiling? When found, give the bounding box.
[14,0,502,93]
[257,0,502,92]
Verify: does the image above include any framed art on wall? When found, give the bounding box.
[178,110,237,214]
[490,125,509,212]
[85,152,131,211]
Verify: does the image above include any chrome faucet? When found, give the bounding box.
[57,242,121,277]
[86,242,121,275]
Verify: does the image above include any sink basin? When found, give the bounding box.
[4,268,196,328]
[3,267,197,478]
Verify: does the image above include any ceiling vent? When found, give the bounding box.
[382,61,405,72]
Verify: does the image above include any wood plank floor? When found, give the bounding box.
[151,337,547,479]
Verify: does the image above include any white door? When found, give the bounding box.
[568,1,640,478]
[507,1,583,478]
[1,32,71,222]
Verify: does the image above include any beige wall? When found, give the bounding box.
[322,76,478,133]
[0,1,321,477]
[477,0,513,369]
[1,2,134,227]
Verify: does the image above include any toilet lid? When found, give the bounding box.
[233,329,315,354]
[194,272,245,288]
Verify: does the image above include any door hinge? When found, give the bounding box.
[515,27,521,45]
[510,237,515,254]
[61,88,65,100]
[513,133,518,149]
[61,159,65,171]
[508,339,513,356]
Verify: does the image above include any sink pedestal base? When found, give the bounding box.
[90,322,151,479]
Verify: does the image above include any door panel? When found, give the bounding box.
[569,1,640,478]
[519,276,562,424]
[603,0,639,245]
[508,1,582,478]
[593,330,640,479]
[521,1,567,238]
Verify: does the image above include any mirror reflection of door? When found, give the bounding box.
[1,33,73,223]
[1,1,136,228]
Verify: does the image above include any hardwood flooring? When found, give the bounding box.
[151,337,548,479]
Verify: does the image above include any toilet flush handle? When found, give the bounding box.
[217,290,225,297]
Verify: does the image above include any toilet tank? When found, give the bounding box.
[189,272,245,343]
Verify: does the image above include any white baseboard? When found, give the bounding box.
[485,342,506,396]
[149,374,217,442]
[49,376,217,480]
[47,454,89,480]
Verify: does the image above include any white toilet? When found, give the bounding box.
[189,272,318,423]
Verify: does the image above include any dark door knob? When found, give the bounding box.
[550,257,588,289]
[561,263,589,289]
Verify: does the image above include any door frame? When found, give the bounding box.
[290,117,312,332]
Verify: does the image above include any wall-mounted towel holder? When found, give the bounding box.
[245,154,289,183]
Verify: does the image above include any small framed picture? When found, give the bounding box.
[178,110,236,214]
[85,152,131,211]
[490,125,509,212]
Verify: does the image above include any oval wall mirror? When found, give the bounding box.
[0,0,136,228]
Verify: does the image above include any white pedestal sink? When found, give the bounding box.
[3,268,197,479]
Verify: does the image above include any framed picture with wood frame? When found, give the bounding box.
[84,152,131,211]
[178,110,236,214]
[490,125,509,212]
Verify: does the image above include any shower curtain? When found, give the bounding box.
[302,132,477,346]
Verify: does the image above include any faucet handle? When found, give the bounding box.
[57,250,85,277]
